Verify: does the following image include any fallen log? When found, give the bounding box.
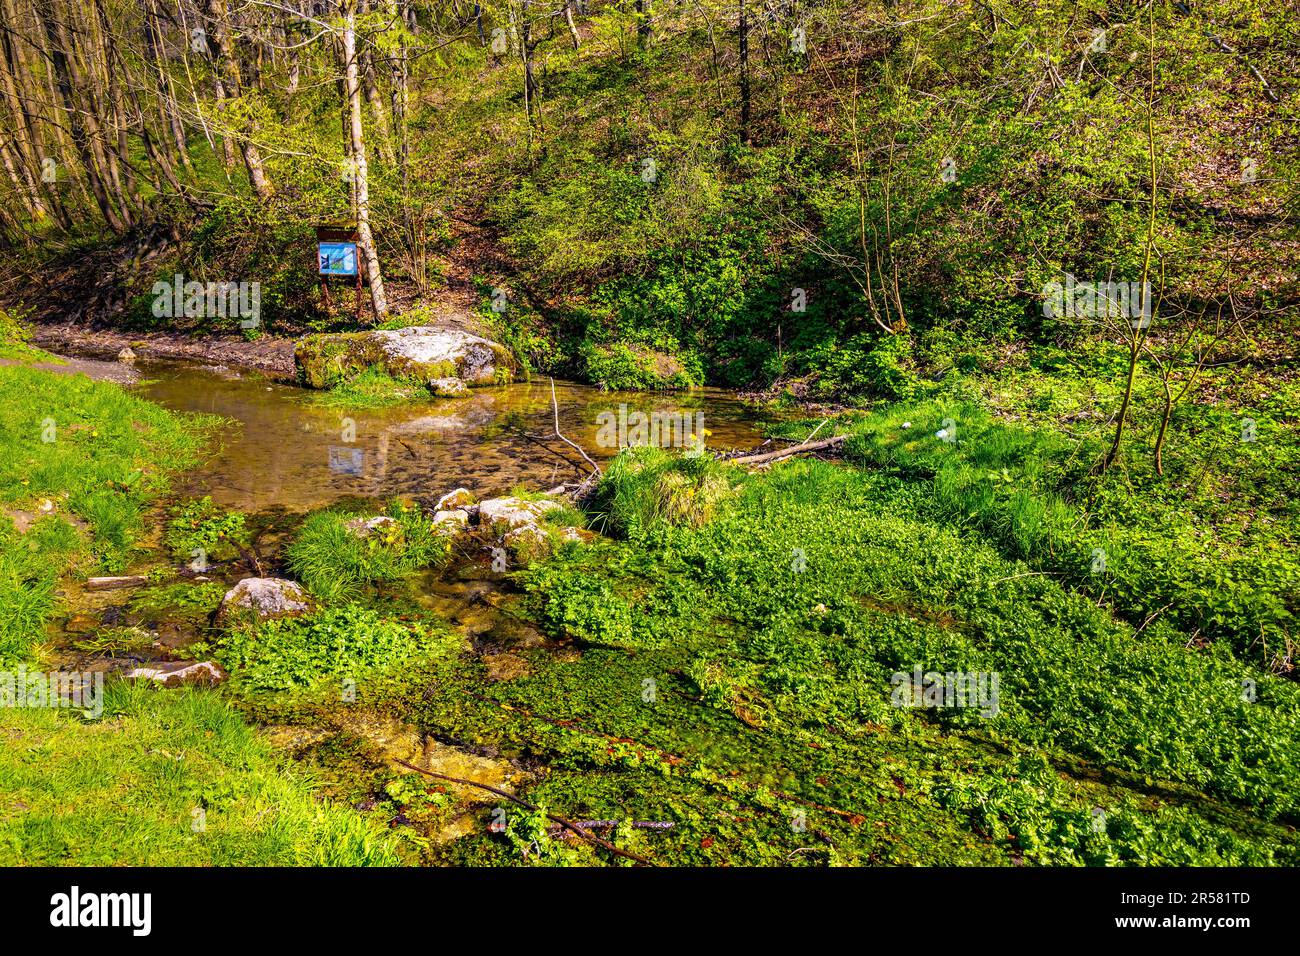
[729,434,848,467]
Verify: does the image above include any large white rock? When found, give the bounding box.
[215,577,313,624]
[295,326,516,390]
[477,496,562,534]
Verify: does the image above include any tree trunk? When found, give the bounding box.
[564,0,580,49]
[36,2,127,232]
[341,0,388,318]
[201,0,274,201]
[142,0,194,173]
[738,0,751,145]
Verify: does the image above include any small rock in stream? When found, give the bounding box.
[214,577,313,624]
[126,660,227,688]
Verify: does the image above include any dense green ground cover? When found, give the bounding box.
[230,394,1297,865]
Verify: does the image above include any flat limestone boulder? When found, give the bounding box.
[215,577,313,625]
[478,496,562,535]
[295,326,516,390]
[435,488,476,511]
[432,509,470,531]
[126,660,227,687]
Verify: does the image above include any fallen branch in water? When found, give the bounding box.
[550,377,602,477]
[392,758,655,866]
[729,434,847,466]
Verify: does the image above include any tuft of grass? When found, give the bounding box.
[591,445,741,538]
[305,365,424,409]
[286,501,452,603]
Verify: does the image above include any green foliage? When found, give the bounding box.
[164,496,249,563]
[580,340,701,391]
[522,454,1300,838]
[218,603,452,692]
[806,332,923,401]
[0,307,61,364]
[836,398,1298,666]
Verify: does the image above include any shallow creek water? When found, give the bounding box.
[134,362,771,511]
[41,355,778,827]
[51,355,772,671]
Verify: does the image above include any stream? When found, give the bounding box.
[135,360,771,511]
[47,353,774,677]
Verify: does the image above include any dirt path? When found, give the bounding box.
[0,354,140,384]
[31,324,297,377]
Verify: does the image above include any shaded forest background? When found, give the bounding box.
[0,0,1292,397]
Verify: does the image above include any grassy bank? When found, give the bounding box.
[0,363,216,662]
[0,682,398,866]
[0,357,402,866]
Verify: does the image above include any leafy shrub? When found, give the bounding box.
[218,604,451,692]
[580,340,702,391]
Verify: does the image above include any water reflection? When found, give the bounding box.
[135,365,770,512]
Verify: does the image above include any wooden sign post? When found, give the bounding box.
[316,225,364,322]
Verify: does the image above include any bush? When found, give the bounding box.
[218,603,450,692]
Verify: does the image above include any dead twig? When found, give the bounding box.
[550,377,601,478]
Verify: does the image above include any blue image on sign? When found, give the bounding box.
[319,241,358,276]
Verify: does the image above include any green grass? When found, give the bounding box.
[304,366,425,409]
[0,365,216,662]
[0,681,400,865]
[0,308,63,365]
[773,390,1300,670]
[286,502,453,603]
